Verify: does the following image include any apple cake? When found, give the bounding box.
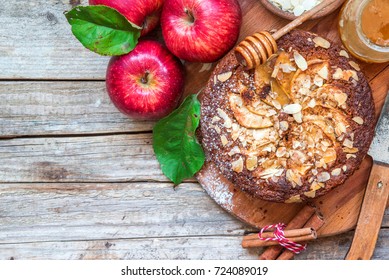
[199,30,375,203]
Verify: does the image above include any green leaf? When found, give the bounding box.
[153,94,205,185]
[64,5,141,56]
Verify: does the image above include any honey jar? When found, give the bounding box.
[339,0,389,63]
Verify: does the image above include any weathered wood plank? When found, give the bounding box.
[2,0,386,81]
[294,229,389,260]
[0,230,388,260]
[0,182,250,244]
[369,68,389,120]
[0,134,170,182]
[1,66,387,137]
[0,236,257,260]
[0,82,154,137]
[0,0,108,79]
[0,181,387,244]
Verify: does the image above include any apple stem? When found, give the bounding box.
[184,8,195,24]
[141,72,149,84]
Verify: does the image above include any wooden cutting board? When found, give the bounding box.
[183,0,389,237]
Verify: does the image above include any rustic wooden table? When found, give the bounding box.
[0,0,388,260]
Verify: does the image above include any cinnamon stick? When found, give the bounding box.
[276,212,325,260]
[242,228,317,248]
[243,227,314,241]
[258,204,316,259]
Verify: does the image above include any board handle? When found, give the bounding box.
[345,162,389,260]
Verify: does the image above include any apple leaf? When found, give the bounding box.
[64,5,141,56]
[153,94,205,186]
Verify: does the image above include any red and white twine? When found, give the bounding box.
[258,223,307,254]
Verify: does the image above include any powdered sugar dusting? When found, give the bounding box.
[198,163,234,212]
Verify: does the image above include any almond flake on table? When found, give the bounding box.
[270,0,322,16]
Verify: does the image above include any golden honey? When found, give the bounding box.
[339,0,389,63]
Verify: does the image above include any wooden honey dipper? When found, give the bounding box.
[235,0,339,69]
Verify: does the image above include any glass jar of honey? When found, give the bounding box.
[339,0,389,63]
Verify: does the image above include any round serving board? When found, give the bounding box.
[196,157,372,237]
[181,0,389,238]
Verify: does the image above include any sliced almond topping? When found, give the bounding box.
[350,70,359,81]
[323,148,337,163]
[262,145,273,153]
[334,92,348,106]
[291,150,307,164]
[307,98,316,108]
[279,121,289,131]
[342,165,348,172]
[333,68,344,79]
[352,116,364,125]
[285,195,302,203]
[304,190,316,198]
[343,147,359,153]
[228,146,241,156]
[231,123,240,132]
[276,147,287,158]
[293,51,308,71]
[271,99,282,110]
[341,69,359,81]
[335,122,347,136]
[214,126,221,134]
[346,154,357,159]
[217,108,232,129]
[279,63,297,73]
[220,135,228,146]
[343,138,354,148]
[283,103,302,114]
[349,61,360,71]
[292,140,302,149]
[313,36,331,49]
[314,75,324,87]
[317,171,331,182]
[266,109,277,117]
[310,181,323,191]
[322,140,331,147]
[271,63,281,78]
[211,116,221,123]
[231,130,240,141]
[272,175,280,183]
[312,169,318,176]
[293,112,303,123]
[246,156,258,171]
[252,128,271,140]
[258,168,283,179]
[318,65,329,80]
[337,134,345,141]
[231,157,243,173]
[217,71,232,82]
[213,75,217,85]
[286,169,303,186]
[331,168,342,176]
[339,50,350,58]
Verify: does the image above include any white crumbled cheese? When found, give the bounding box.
[270,0,322,16]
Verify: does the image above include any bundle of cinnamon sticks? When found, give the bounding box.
[241,205,325,260]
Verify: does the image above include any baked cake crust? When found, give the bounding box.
[199,30,375,203]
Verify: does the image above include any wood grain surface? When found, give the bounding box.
[0,0,388,259]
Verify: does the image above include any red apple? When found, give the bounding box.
[161,0,242,63]
[89,0,164,36]
[106,40,185,120]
